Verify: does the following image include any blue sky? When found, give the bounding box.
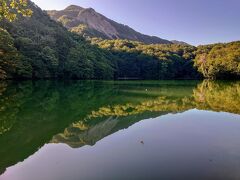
[32,0,240,45]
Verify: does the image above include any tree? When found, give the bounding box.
[41,46,59,76]
[0,0,32,22]
[92,38,199,80]
[66,44,94,79]
[194,42,240,79]
[0,28,19,79]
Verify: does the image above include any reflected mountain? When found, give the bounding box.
[51,81,240,148]
[51,112,167,148]
[0,80,239,174]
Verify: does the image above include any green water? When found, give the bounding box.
[0,80,240,180]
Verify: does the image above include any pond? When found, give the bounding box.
[0,80,240,180]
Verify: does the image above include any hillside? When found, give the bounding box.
[0,2,115,80]
[47,5,172,44]
[0,2,200,80]
[0,2,239,80]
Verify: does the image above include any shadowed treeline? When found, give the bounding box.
[0,80,240,174]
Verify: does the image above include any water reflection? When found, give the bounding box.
[0,80,239,177]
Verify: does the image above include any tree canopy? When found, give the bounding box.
[194,41,240,79]
[91,38,199,79]
[0,28,19,79]
[0,0,32,22]
[0,1,239,80]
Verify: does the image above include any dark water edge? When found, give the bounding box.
[0,80,240,180]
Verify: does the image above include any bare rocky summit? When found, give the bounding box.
[47,5,172,44]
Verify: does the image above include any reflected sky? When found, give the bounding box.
[1,110,240,180]
[0,80,240,180]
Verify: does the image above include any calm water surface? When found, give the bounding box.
[0,80,240,180]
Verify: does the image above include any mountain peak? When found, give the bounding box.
[85,8,95,12]
[64,5,83,11]
[81,8,97,15]
[47,5,172,44]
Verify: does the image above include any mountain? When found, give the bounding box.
[47,5,172,44]
[1,2,238,80]
[171,40,190,45]
[51,112,167,148]
[0,2,115,80]
[0,1,200,81]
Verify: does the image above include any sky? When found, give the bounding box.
[31,0,240,45]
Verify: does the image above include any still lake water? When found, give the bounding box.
[0,80,240,180]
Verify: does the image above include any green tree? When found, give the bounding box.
[0,28,19,79]
[66,44,94,79]
[0,0,32,22]
[41,46,59,77]
[194,42,240,79]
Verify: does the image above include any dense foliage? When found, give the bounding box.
[194,41,240,79]
[0,28,20,79]
[0,1,115,79]
[0,1,200,80]
[0,0,32,21]
[0,1,239,80]
[91,38,199,79]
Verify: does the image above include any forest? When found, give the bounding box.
[0,0,239,80]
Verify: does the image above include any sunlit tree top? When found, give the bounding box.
[0,0,32,21]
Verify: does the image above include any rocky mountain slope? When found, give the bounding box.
[47,5,172,44]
